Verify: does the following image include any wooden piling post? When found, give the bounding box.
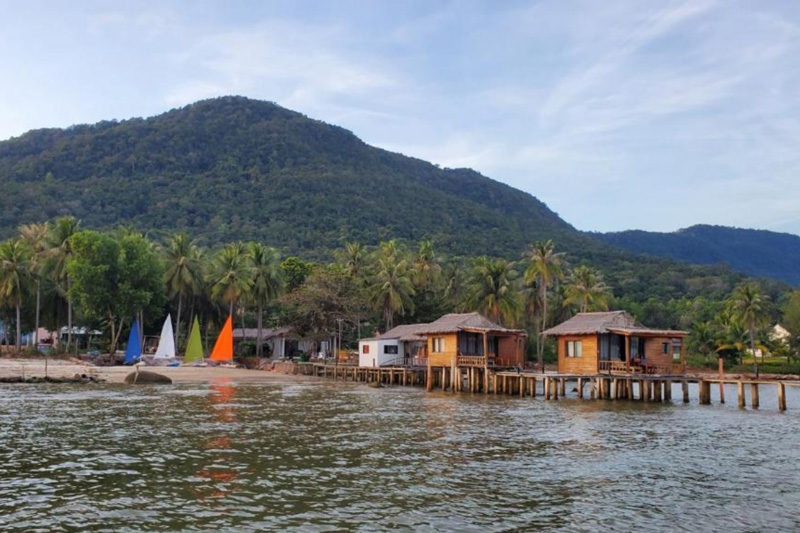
[626,379,634,400]
[737,380,745,408]
[577,378,584,399]
[559,378,566,397]
[664,380,672,401]
[642,380,650,402]
[682,380,689,403]
[778,382,787,412]
[750,383,759,409]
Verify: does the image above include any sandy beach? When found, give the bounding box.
[0,357,307,384]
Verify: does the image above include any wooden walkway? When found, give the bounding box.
[273,362,800,411]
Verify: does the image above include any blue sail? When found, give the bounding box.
[123,319,142,365]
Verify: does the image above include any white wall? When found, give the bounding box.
[358,339,405,367]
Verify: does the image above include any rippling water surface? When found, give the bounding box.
[1,379,799,532]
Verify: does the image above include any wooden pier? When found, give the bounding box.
[274,362,800,411]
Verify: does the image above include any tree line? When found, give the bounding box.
[0,217,797,372]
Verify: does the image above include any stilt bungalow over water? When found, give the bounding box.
[543,311,687,375]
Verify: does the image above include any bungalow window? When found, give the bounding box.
[672,339,682,362]
[384,345,398,355]
[566,340,582,358]
[662,342,670,355]
[362,344,370,354]
[432,337,445,353]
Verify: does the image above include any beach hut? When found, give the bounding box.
[543,311,687,375]
[418,313,526,369]
[358,324,427,367]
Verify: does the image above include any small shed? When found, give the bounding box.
[358,324,427,367]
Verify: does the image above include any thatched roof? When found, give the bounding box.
[414,313,525,335]
[542,311,687,337]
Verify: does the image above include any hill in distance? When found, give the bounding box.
[0,95,785,311]
[595,225,800,286]
[0,96,584,256]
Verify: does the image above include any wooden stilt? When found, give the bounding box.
[737,381,745,408]
[682,380,689,403]
[577,377,584,399]
[664,380,672,401]
[750,383,759,409]
[778,383,787,412]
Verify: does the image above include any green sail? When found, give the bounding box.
[184,316,204,363]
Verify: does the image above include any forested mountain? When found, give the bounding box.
[595,225,800,286]
[0,96,786,311]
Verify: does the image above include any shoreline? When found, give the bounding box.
[0,357,312,385]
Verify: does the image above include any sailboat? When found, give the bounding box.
[210,315,236,367]
[123,319,142,365]
[150,314,178,366]
[184,316,206,367]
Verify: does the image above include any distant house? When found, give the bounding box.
[232,327,314,359]
[543,311,687,375]
[770,324,791,345]
[358,324,427,368]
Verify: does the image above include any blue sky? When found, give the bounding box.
[2,0,800,235]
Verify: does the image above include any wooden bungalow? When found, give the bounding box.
[543,311,688,375]
[417,313,526,391]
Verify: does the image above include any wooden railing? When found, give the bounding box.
[599,360,628,373]
[410,356,428,367]
[457,355,486,367]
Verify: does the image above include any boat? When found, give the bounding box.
[123,319,142,365]
[210,315,236,367]
[150,314,177,364]
[184,316,206,366]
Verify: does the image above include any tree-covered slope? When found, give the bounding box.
[0,96,786,308]
[0,96,583,256]
[595,225,800,286]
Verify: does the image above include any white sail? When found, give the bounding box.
[153,314,176,359]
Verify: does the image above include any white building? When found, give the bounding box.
[358,324,427,367]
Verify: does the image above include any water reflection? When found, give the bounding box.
[0,381,799,531]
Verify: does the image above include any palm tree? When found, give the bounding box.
[564,265,611,313]
[19,222,49,347]
[727,283,770,377]
[523,240,565,369]
[45,216,80,351]
[370,256,415,330]
[248,242,284,358]
[690,321,718,366]
[413,239,441,286]
[337,242,368,280]
[0,239,31,352]
[465,256,522,326]
[163,233,201,350]
[208,242,253,317]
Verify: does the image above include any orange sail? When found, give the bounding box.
[210,315,234,362]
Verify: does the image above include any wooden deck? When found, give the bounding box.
[273,362,800,411]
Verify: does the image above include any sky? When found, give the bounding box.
[1,0,800,235]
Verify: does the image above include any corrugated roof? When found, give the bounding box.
[378,324,427,342]
[414,313,524,335]
[543,311,688,336]
[232,327,292,340]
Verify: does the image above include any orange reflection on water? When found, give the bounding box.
[194,378,239,502]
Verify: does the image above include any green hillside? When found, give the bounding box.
[0,96,784,309]
[0,96,583,255]
[595,225,800,286]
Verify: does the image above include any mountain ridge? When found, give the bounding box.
[594,224,800,285]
